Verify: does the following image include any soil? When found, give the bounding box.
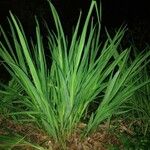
[0,115,134,150]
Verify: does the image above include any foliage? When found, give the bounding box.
[0,134,47,150]
[117,46,150,136]
[0,0,150,148]
[0,79,26,116]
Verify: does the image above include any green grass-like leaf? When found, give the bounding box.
[0,0,150,147]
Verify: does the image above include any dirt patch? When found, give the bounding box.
[0,116,132,150]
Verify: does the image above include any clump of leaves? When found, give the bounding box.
[0,0,150,148]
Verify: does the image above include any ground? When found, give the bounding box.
[0,115,139,150]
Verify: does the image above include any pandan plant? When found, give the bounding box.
[0,0,150,148]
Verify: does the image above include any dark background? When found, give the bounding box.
[0,0,150,43]
[1,0,150,37]
[0,0,150,30]
[0,0,150,81]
